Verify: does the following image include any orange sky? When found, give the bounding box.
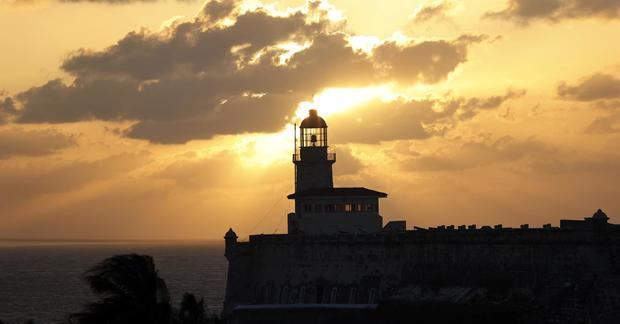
[1,0,619,240]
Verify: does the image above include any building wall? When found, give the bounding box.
[290,196,382,234]
[223,228,620,317]
[294,147,334,192]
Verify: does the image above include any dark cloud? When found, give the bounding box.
[0,97,17,124]
[373,40,467,84]
[0,127,77,159]
[411,1,453,24]
[202,0,239,22]
[486,0,620,24]
[61,9,326,80]
[558,73,620,101]
[329,90,525,143]
[10,1,476,144]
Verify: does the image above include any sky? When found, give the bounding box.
[0,0,619,240]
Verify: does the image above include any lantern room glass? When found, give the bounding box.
[300,127,327,147]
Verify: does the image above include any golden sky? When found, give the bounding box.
[1,0,619,240]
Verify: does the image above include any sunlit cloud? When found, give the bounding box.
[294,86,398,120]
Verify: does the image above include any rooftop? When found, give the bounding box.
[299,109,328,128]
[287,187,388,199]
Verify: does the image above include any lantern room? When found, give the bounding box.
[299,109,327,147]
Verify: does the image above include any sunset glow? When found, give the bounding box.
[0,0,619,241]
[295,86,397,120]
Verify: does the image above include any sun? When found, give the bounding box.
[231,86,396,168]
[294,86,396,121]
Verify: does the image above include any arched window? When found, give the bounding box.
[348,287,357,304]
[316,285,324,303]
[264,286,271,304]
[299,286,306,304]
[368,288,376,304]
[330,287,338,304]
[281,286,289,304]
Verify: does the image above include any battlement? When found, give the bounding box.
[229,215,618,249]
[222,211,620,322]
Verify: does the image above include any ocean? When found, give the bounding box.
[0,241,227,324]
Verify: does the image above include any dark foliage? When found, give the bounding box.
[69,254,171,324]
[179,293,206,324]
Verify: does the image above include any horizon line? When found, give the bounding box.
[0,237,224,244]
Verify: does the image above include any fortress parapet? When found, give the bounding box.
[223,210,620,320]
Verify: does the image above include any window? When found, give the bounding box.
[316,285,324,303]
[303,204,312,213]
[366,204,375,212]
[353,204,363,212]
[314,204,322,213]
[325,204,335,212]
[330,287,338,304]
[368,288,376,304]
[281,286,289,304]
[264,286,271,304]
[349,287,357,304]
[344,204,352,212]
[335,204,345,212]
[299,286,306,304]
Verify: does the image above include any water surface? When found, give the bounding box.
[0,241,227,324]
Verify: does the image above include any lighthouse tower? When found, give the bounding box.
[293,109,335,192]
[287,109,387,235]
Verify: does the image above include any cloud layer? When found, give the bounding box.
[486,0,620,24]
[0,127,77,159]
[410,1,453,24]
[8,0,479,143]
[558,73,620,102]
[329,90,525,143]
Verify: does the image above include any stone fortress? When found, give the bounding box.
[223,110,620,323]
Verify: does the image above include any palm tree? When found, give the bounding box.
[69,254,171,324]
[178,293,205,324]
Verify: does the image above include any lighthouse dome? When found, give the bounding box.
[300,109,327,128]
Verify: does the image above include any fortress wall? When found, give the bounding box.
[223,229,620,315]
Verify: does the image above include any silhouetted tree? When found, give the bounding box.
[179,293,205,324]
[69,254,171,324]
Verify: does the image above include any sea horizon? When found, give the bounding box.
[0,241,228,324]
[0,238,225,247]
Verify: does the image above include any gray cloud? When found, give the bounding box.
[411,1,453,24]
[329,90,525,143]
[0,97,16,124]
[9,0,477,144]
[0,153,148,205]
[373,40,467,84]
[0,127,77,159]
[585,112,620,134]
[400,135,552,172]
[558,73,620,102]
[486,0,620,24]
[332,145,363,176]
[202,0,239,22]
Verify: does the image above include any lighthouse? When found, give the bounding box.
[287,109,388,235]
[293,109,335,192]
